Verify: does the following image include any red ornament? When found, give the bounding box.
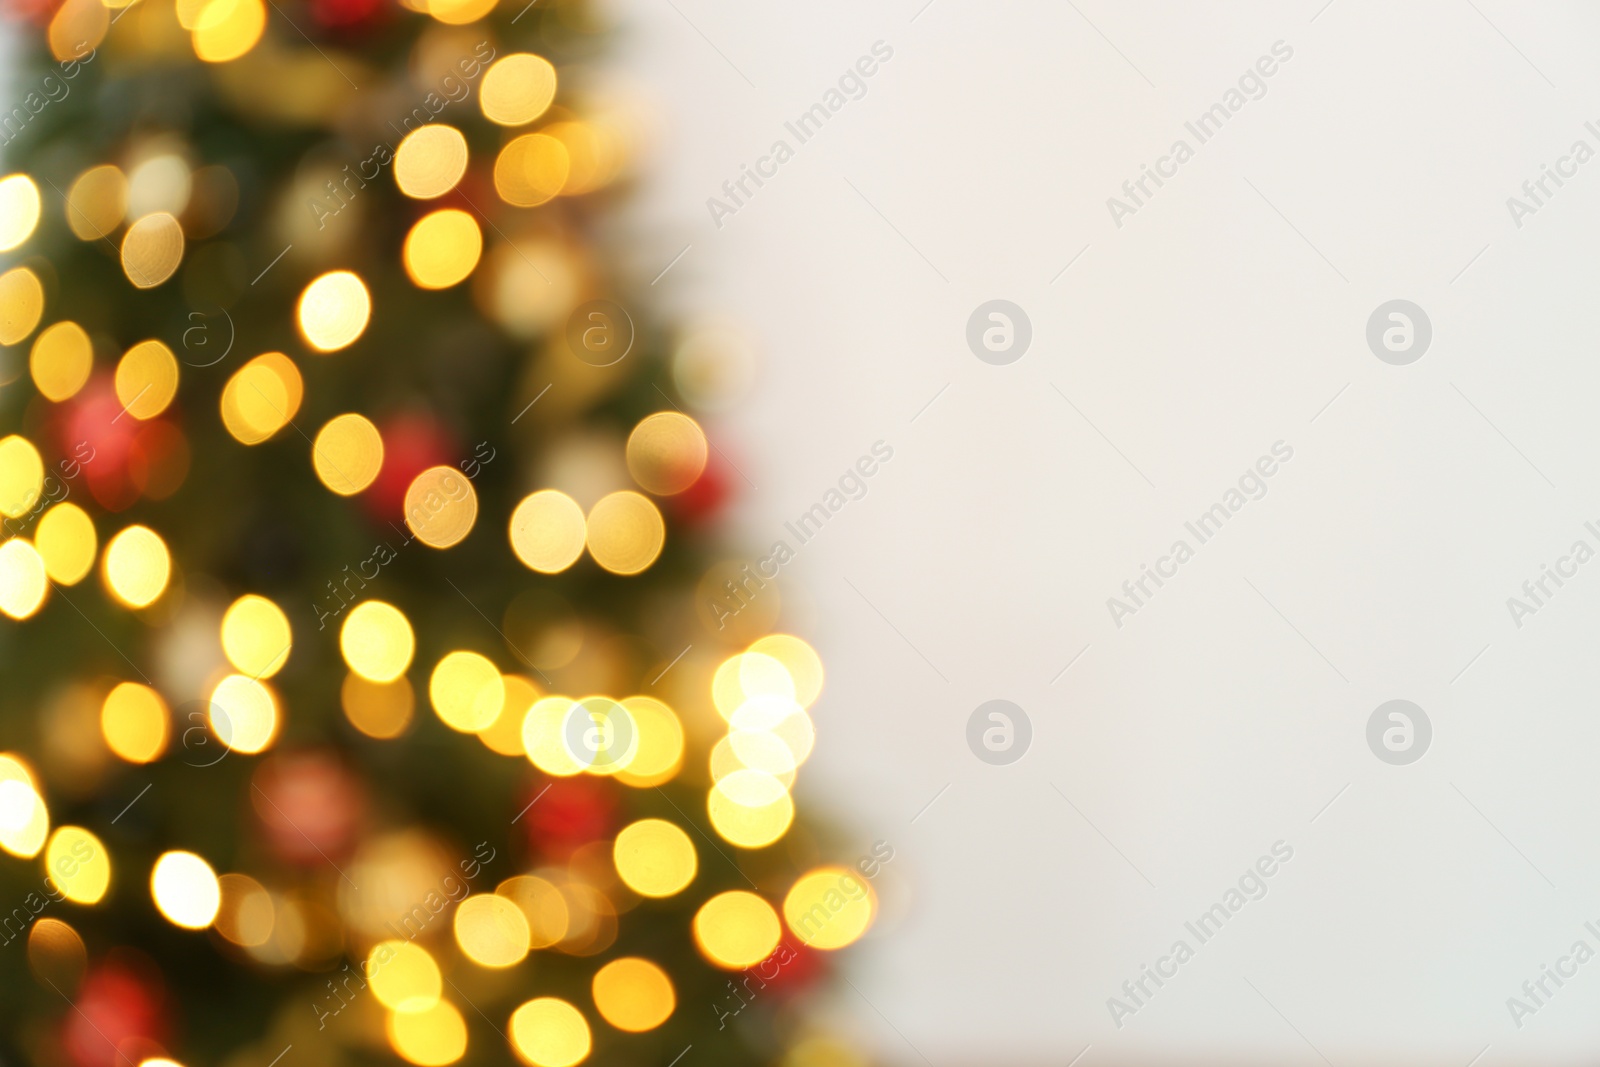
[250,750,367,867]
[670,453,732,525]
[365,412,457,525]
[520,776,615,860]
[56,375,143,513]
[61,953,169,1067]
[755,940,822,997]
[309,0,386,33]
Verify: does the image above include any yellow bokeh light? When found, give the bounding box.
[693,891,781,970]
[341,672,414,739]
[341,601,415,682]
[30,322,93,403]
[208,674,278,754]
[509,998,590,1067]
[220,352,303,444]
[191,0,266,63]
[626,412,708,496]
[612,818,696,898]
[66,165,127,241]
[0,755,48,859]
[45,826,109,904]
[584,492,664,576]
[748,634,824,709]
[35,503,96,586]
[388,999,468,1066]
[395,125,468,199]
[708,772,795,849]
[0,538,47,620]
[427,0,496,24]
[102,525,171,609]
[709,734,794,793]
[0,174,41,252]
[221,594,291,678]
[509,490,585,574]
[369,940,442,1012]
[47,0,106,62]
[151,850,221,929]
[613,696,684,788]
[493,134,569,208]
[0,266,44,346]
[115,339,180,420]
[480,54,557,127]
[591,957,674,1032]
[429,651,504,733]
[783,867,876,950]
[101,682,169,764]
[120,212,184,289]
[711,651,797,721]
[297,270,371,352]
[215,872,273,947]
[454,892,530,968]
[404,466,478,549]
[404,209,483,290]
[312,413,384,495]
[566,696,636,775]
[0,436,43,518]
[542,121,619,198]
[479,675,539,756]
[521,696,584,777]
[498,875,568,948]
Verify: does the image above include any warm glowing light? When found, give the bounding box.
[297,270,371,352]
[368,940,442,1011]
[429,651,504,732]
[0,266,44,345]
[312,413,384,495]
[612,819,696,898]
[0,756,47,858]
[584,492,664,576]
[151,850,221,929]
[341,601,415,682]
[480,54,557,126]
[191,0,266,63]
[626,413,707,496]
[509,490,585,574]
[783,867,876,950]
[45,826,109,904]
[27,918,86,989]
[0,174,41,252]
[479,675,539,756]
[208,675,278,754]
[215,872,273,947]
[126,154,191,219]
[521,697,584,777]
[708,771,795,849]
[48,0,106,61]
[0,436,43,518]
[591,957,674,1032]
[712,651,796,720]
[693,891,781,969]
[66,165,127,241]
[101,683,169,764]
[454,893,530,968]
[102,525,171,608]
[404,209,482,289]
[564,696,636,774]
[341,673,415,738]
[498,875,568,948]
[30,322,93,402]
[221,594,291,677]
[404,466,478,548]
[748,634,824,708]
[115,339,180,420]
[426,0,495,27]
[220,352,302,444]
[0,539,47,619]
[388,999,468,1066]
[395,126,468,199]
[509,997,590,1067]
[121,213,184,288]
[614,696,684,788]
[35,504,96,586]
[493,134,569,207]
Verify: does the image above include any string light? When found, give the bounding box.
[150,850,221,929]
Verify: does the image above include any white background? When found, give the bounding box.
[614,1,1600,1064]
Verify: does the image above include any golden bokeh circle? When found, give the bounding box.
[429,650,504,733]
[341,673,415,739]
[208,674,278,754]
[493,134,569,208]
[0,435,44,518]
[0,539,47,620]
[0,266,44,346]
[626,412,708,496]
[508,997,590,1067]
[150,850,221,929]
[340,601,415,682]
[120,212,185,288]
[297,271,371,352]
[453,893,530,968]
[35,503,96,585]
[115,340,180,420]
[387,999,468,1066]
[102,525,171,609]
[369,940,442,1012]
[591,957,675,1033]
[221,594,291,678]
[612,818,696,898]
[783,867,876,950]
[508,490,586,574]
[192,0,266,63]
[220,353,302,444]
[312,414,384,495]
[66,165,127,241]
[0,174,41,252]
[101,682,169,764]
[584,491,664,576]
[403,209,483,290]
[30,321,93,402]
[692,891,781,970]
[46,826,110,904]
[404,465,478,549]
[395,125,469,199]
[480,54,557,127]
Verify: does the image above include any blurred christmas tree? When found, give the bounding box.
[0,1,877,1065]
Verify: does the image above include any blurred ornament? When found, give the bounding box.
[367,413,456,523]
[311,0,386,34]
[251,750,367,866]
[57,375,139,512]
[520,776,614,860]
[669,452,732,526]
[61,953,169,1067]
